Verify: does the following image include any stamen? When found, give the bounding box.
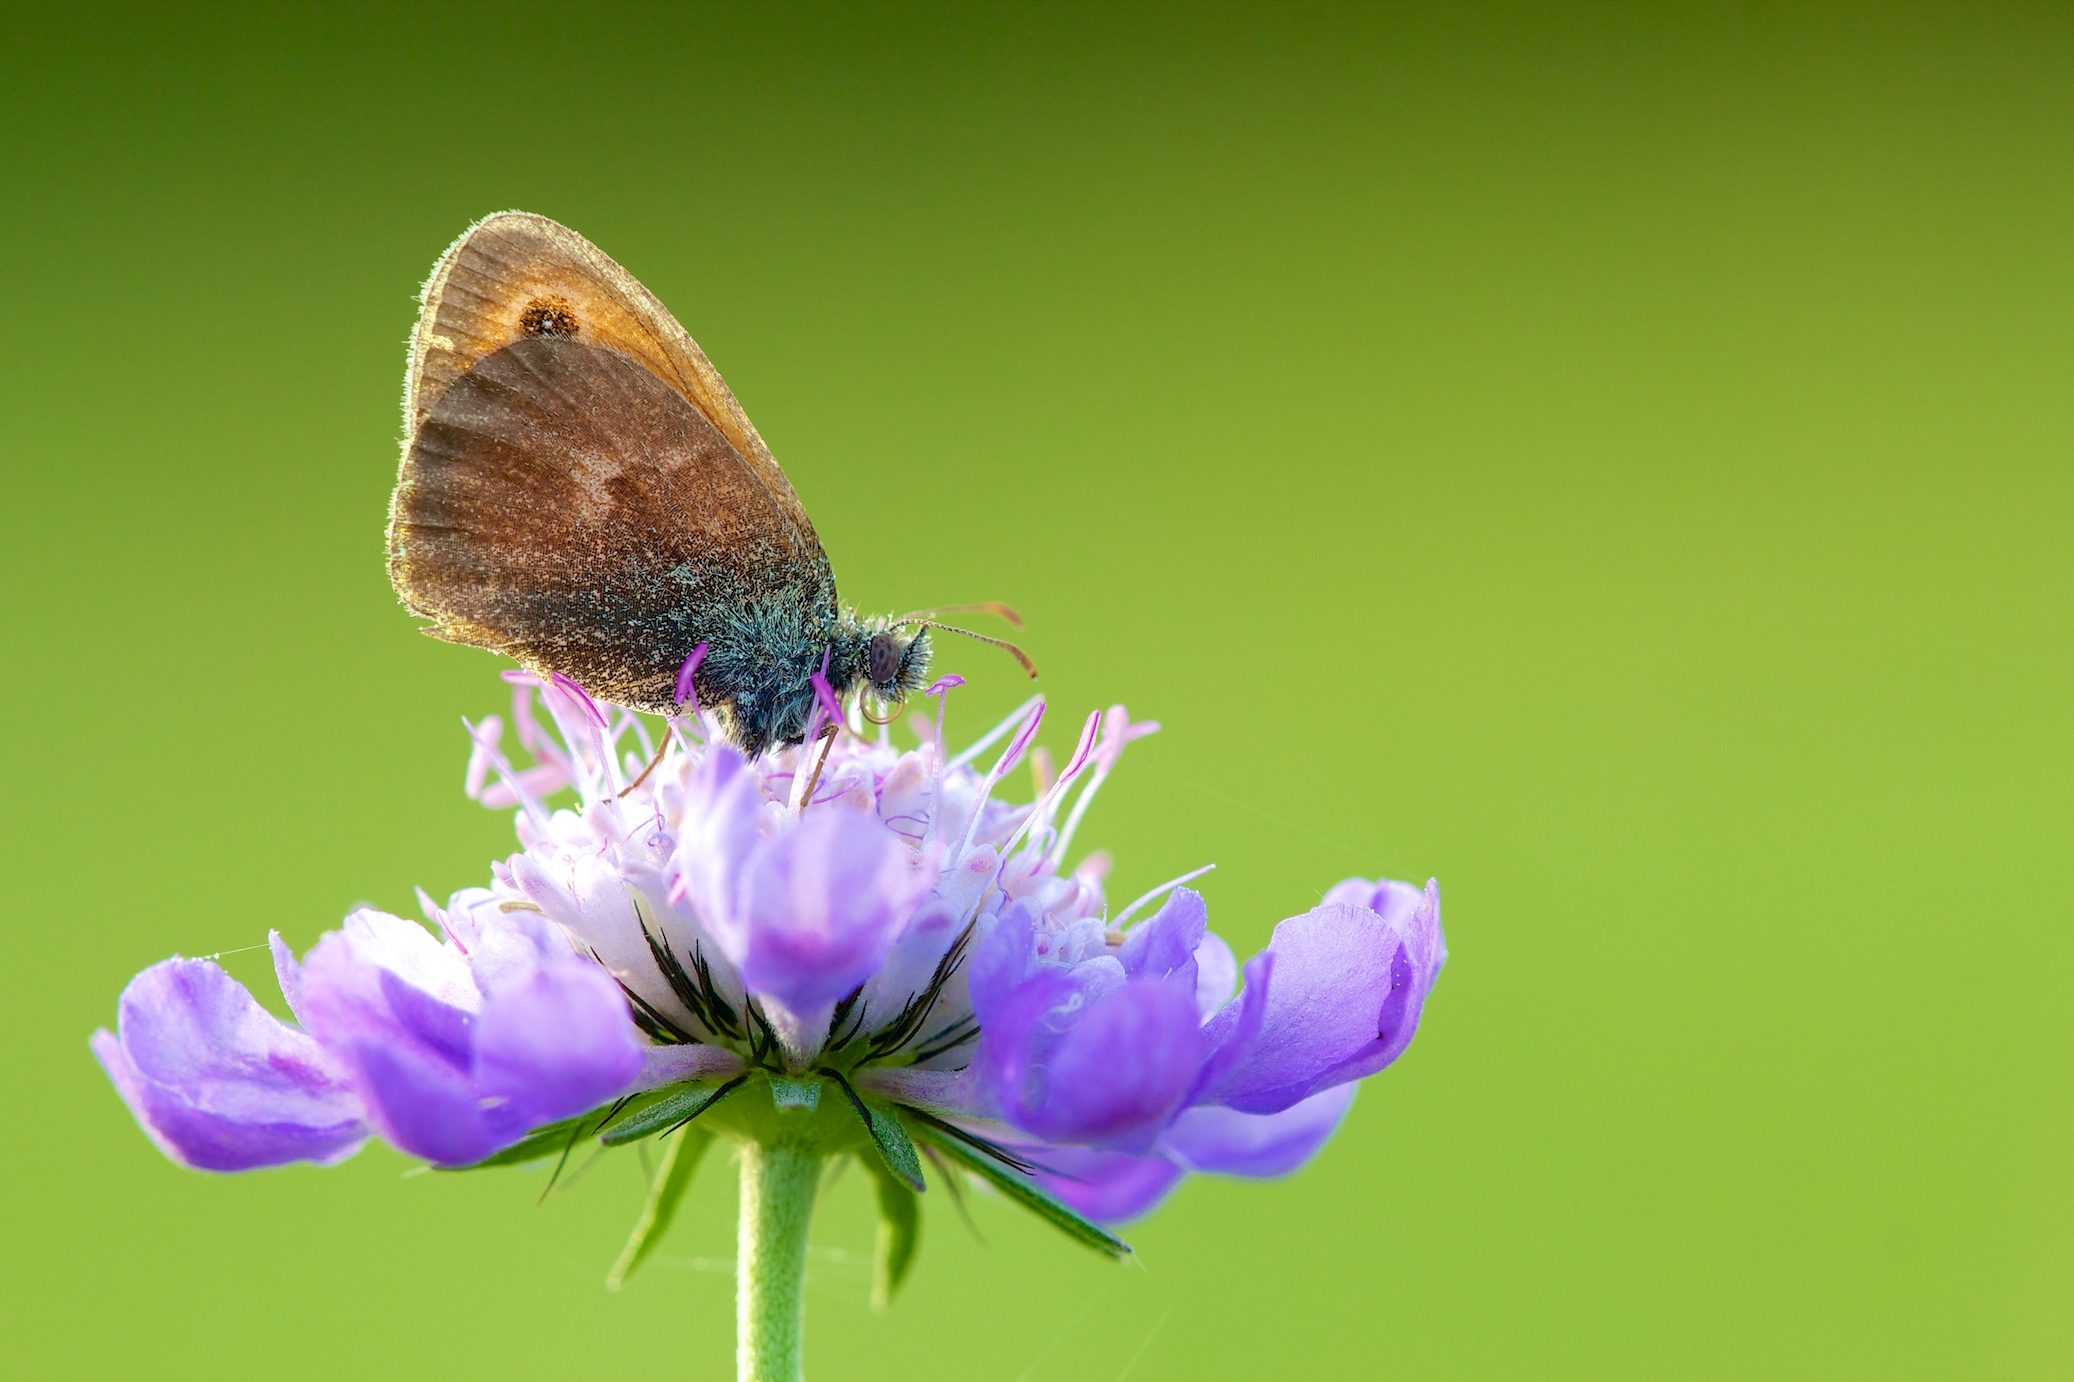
[463,715,550,831]
[666,711,707,751]
[463,714,505,800]
[549,673,610,730]
[613,707,656,767]
[952,699,1046,864]
[538,676,621,800]
[921,675,963,848]
[674,642,710,711]
[809,666,844,729]
[995,709,1102,862]
[415,886,470,956]
[948,692,1043,770]
[1052,706,1160,864]
[508,680,570,772]
[1029,745,1055,800]
[1111,862,1217,928]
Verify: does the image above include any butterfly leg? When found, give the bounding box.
[797,724,840,809]
[617,732,671,799]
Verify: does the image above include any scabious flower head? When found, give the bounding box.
[95,671,1445,1230]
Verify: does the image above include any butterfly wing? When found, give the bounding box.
[400,211,814,545]
[389,213,833,712]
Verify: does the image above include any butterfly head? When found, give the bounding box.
[862,625,932,702]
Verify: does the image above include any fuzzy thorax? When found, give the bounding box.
[691,601,931,757]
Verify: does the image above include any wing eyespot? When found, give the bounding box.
[519,297,580,338]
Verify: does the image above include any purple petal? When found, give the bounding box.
[461,905,583,993]
[853,1066,989,1119]
[1192,930,1238,1016]
[1118,887,1207,984]
[269,930,309,1024]
[347,1037,502,1166]
[1027,1143,1187,1224]
[296,915,499,1164]
[1208,882,1445,1115]
[1189,950,1273,1104]
[1322,875,1434,929]
[472,958,643,1125]
[717,804,932,1011]
[995,976,1206,1150]
[1162,1083,1357,1178]
[669,744,763,914]
[973,968,1075,1119]
[966,904,1039,1023]
[924,674,965,697]
[92,958,366,1172]
[858,896,967,1030]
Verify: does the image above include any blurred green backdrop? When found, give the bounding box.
[3,3,2068,1377]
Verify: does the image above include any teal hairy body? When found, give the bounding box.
[693,598,931,756]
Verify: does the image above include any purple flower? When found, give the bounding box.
[92,959,366,1172]
[288,906,647,1166]
[96,671,1444,1226]
[96,896,651,1171]
[1204,879,1446,1115]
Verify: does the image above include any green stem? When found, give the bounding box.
[736,1140,821,1382]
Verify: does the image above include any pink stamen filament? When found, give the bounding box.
[535,682,612,799]
[996,709,1102,863]
[952,699,1047,865]
[809,668,844,730]
[463,713,505,799]
[549,673,610,729]
[947,693,1045,771]
[415,886,470,957]
[1112,862,1217,928]
[463,715,550,832]
[920,677,959,848]
[675,642,710,710]
[1053,710,1159,865]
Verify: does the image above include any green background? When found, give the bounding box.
[3,3,2068,1376]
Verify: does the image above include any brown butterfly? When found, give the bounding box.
[386,212,1031,756]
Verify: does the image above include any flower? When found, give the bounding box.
[95,672,1445,1232]
[93,901,659,1171]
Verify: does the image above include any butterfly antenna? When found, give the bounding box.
[890,602,1026,630]
[906,620,1039,679]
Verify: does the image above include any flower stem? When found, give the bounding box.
[737,1139,821,1382]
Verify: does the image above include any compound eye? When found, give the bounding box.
[868,633,902,684]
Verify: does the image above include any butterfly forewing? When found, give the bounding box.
[401,213,814,543]
[388,213,836,713]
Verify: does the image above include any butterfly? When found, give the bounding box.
[386,212,1031,757]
